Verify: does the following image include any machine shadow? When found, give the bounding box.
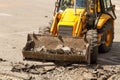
[98,42,120,65]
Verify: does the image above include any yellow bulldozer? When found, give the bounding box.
[22,0,116,64]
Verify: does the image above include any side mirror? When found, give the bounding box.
[112,5,115,11]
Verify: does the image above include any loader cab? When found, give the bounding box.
[100,0,116,19]
[52,0,116,36]
[55,0,116,17]
[56,0,100,13]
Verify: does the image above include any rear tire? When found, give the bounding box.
[98,21,114,53]
[86,30,98,64]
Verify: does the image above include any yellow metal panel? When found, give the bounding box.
[97,14,111,29]
[57,8,86,37]
[58,8,86,27]
[98,0,101,12]
[50,13,59,36]
[58,22,75,26]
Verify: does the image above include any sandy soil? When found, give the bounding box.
[0,0,119,80]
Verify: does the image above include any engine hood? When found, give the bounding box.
[58,8,86,27]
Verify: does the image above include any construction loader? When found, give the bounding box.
[22,0,116,64]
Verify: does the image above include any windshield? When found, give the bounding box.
[76,0,87,8]
[59,0,87,11]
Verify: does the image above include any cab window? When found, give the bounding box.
[103,0,111,11]
[59,0,74,10]
[76,0,87,8]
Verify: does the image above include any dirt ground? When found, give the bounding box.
[0,0,119,80]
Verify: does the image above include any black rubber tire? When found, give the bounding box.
[86,30,98,64]
[98,21,114,53]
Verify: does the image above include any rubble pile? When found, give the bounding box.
[11,62,120,80]
[39,65,120,80]
[11,62,56,75]
[35,44,85,55]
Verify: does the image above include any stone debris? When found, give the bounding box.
[11,62,56,75]
[35,44,85,55]
[11,63,44,74]
[54,44,72,54]
[0,58,7,62]
[31,65,120,80]
[108,73,120,80]
[55,44,64,50]
[35,46,47,53]
[12,46,16,49]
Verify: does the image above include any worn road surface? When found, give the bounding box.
[0,0,119,80]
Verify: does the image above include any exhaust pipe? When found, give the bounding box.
[74,0,76,15]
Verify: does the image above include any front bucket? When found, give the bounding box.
[22,34,90,63]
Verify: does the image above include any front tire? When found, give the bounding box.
[86,30,98,64]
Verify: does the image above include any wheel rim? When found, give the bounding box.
[105,30,112,46]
